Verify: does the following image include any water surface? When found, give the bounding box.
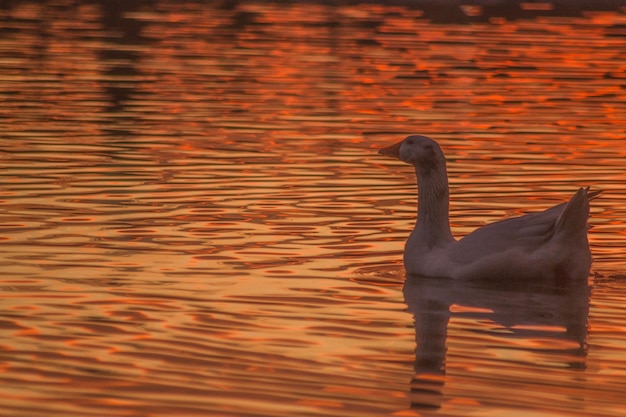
[1,1,626,416]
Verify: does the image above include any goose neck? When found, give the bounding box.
[415,165,454,245]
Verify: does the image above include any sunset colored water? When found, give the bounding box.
[1,1,626,416]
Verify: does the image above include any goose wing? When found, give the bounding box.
[447,188,594,280]
[452,202,565,264]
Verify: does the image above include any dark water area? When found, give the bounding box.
[1,1,626,416]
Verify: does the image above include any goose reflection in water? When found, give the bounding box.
[403,276,590,411]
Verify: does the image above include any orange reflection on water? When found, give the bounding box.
[1,1,626,417]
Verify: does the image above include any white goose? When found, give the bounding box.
[379,135,598,281]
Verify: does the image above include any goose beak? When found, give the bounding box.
[378,141,402,158]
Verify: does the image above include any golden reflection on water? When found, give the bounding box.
[1,1,626,417]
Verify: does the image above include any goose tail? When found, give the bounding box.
[554,187,596,240]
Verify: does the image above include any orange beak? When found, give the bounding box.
[378,141,402,158]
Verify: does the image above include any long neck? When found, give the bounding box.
[414,164,454,247]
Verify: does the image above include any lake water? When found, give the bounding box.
[1,1,626,416]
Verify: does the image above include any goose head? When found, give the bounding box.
[379,135,446,175]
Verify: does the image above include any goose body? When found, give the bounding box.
[379,135,596,281]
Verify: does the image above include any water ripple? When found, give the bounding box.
[1,2,626,417]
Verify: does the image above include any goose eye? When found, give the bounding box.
[406,139,414,145]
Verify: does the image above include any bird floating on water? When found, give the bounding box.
[379,135,598,281]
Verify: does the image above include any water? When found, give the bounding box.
[1,1,626,416]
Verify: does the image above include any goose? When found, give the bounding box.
[379,135,598,281]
